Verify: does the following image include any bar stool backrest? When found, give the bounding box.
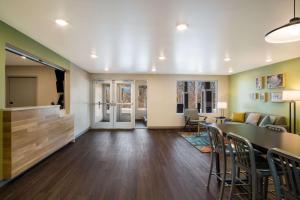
[265,125,287,133]
[267,148,300,200]
[207,125,226,155]
[227,132,256,173]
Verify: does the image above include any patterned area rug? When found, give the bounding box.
[180,131,212,153]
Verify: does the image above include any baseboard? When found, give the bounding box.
[0,180,9,188]
[147,126,184,130]
[75,127,90,139]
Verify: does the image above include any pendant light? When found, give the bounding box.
[265,0,300,43]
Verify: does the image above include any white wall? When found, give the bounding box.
[91,74,229,128]
[70,64,91,137]
[6,65,58,106]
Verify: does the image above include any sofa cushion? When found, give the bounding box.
[232,112,245,123]
[269,116,277,124]
[245,113,261,125]
[259,116,272,127]
[274,116,287,126]
[225,121,244,125]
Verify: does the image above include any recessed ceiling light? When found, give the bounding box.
[266,58,272,62]
[90,54,98,59]
[55,19,68,27]
[151,67,157,72]
[158,55,166,60]
[228,68,233,73]
[176,23,189,31]
[104,67,109,71]
[224,57,231,62]
[21,56,26,59]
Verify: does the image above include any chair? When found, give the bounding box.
[184,109,207,132]
[227,132,272,200]
[206,125,231,200]
[265,125,287,133]
[267,148,300,200]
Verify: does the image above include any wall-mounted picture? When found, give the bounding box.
[259,92,268,102]
[271,92,283,103]
[267,73,285,89]
[255,92,259,100]
[249,93,257,100]
[256,76,264,89]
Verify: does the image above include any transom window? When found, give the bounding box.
[176,81,217,113]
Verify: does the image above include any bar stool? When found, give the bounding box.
[264,125,287,133]
[267,148,300,200]
[227,132,272,200]
[206,125,232,200]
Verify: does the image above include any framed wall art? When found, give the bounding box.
[259,92,268,102]
[267,73,285,89]
[256,76,264,89]
[271,92,283,102]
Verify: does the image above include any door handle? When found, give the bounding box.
[9,101,13,104]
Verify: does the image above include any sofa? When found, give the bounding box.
[225,112,288,130]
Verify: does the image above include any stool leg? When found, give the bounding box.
[257,175,263,200]
[263,177,269,199]
[207,152,214,188]
[251,174,257,200]
[218,155,226,200]
[229,158,236,199]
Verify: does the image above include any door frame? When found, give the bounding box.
[113,80,135,129]
[91,80,135,129]
[91,80,113,129]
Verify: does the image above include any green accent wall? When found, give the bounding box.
[0,20,71,180]
[229,57,300,132]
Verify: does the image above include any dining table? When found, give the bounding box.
[215,123,300,174]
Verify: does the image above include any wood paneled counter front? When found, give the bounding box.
[3,105,74,179]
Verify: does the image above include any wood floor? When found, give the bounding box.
[0,129,223,200]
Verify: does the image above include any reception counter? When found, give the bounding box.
[3,105,74,179]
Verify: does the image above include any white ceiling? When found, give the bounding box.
[1,0,300,75]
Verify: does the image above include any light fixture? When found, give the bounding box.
[90,53,98,59]
[151,67,157,72]
[55,19,68,27]
[265,0,300,43]
[21,56,26,59]
[224,57,231,62]
[104,67,109,71]
[176,23,189,31]
[282,90,300,133]
[217,102,228,117]
[228,68,233,73]
[158,55,166,60]
[266,58,272,63]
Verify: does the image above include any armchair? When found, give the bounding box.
[183,109,207,132]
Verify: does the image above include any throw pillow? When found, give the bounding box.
[269,116,277,124]
[245,113,261,125]
[274,117,287,126]
[232,112,246,123]
[259,116,272,127]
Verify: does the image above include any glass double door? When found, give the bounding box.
[92,80,135,129]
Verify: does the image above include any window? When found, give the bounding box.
[176,81,217,113]
[138,85,147,109]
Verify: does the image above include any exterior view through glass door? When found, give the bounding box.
[92,80,135,129]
